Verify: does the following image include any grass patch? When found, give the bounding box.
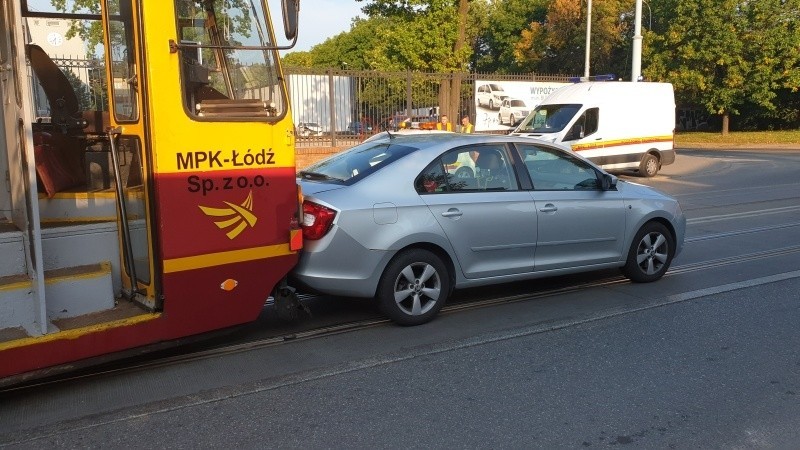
[675,130,800,146]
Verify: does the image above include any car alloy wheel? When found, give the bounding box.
[622,222,674,283]
[378,249,450,325]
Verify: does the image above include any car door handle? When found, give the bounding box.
[539,204,558,213]
[441,209,463,218]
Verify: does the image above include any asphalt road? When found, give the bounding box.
[1,148,799,448]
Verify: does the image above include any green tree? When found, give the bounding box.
[282,51,314,67]
[641,0,800,134]
[50,0,103,55]
[354,0,476,119]
[513,0,629,77]
[473,0,548,73]
[738,0,800,130]
[645,0,744,134]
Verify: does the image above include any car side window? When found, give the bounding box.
[415,160,449,194]
[516,144,600,191]
[415,145,519,194]
[473,145,518,191]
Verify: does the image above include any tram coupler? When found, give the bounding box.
[274,285,311,322]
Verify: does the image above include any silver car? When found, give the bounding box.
[293,134,685,325]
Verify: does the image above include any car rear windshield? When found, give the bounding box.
[299,141,419,185]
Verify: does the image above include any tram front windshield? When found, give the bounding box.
[176,0,287,119]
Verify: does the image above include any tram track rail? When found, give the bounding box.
[3,203,799,396]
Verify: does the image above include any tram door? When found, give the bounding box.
[2,0,43,290]
[101,0,156,308]
[1,0,23,221]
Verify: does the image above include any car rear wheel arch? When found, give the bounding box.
[375,242,456,298]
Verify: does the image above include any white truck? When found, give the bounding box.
[511,82,676,177]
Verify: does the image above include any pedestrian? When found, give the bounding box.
[460,115,473,133]
[436,114,452,131]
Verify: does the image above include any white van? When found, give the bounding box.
[511,82,676,176]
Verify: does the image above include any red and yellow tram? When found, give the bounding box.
[0,0,302,385]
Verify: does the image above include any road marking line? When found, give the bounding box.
[688,205,800,224]
[665,270,800,302]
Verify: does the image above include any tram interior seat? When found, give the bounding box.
[26,44,110,197]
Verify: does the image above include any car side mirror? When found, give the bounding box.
[599,172,617,191]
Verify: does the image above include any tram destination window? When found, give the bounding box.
[175,0,288,121]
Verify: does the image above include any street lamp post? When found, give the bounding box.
[631,0,643,82]
[584,0,592,78]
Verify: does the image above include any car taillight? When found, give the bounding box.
[302,201,337,240]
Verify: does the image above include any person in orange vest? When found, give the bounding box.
[460,115,474,133]
[436,114,452,131]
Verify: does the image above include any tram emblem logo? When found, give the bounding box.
[199,190,258,240]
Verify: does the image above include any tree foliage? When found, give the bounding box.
[473,0,548,73]
[513,0,629,77]
[47,0,800,131]
[645,0,800,132]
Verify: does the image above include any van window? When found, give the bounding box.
[518,104,580,134]
[565,107,599,141]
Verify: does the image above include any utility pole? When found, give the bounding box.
[584,0,592,78]
[631,0,643,82]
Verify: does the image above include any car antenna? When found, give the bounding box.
[386,130,395,139]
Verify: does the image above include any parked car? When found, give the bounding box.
[498,98,530,126]
[293,134,685,325]
[346,121,373,135]
[476,83,508,110]
[297,122,322,137]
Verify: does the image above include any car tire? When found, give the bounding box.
[377,249,450,326]
[639,153,659,177]
[622,221,675,283]
[498,113,504,124]
[489,99,494,110]
[510,114,516,126]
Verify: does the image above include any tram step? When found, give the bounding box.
[0,274,36,335]
[40,221,122,294]
[0,226,26,278]
[44,262,115,320]
[37,189,146,223]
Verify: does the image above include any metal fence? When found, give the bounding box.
[28,55,107,120]
[285,68,574,147]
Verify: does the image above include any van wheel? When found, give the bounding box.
[489,99,495,110]
[510,114,516,125]
[639,153,659,177]
[622,222,674,283]
[377,249,450,326]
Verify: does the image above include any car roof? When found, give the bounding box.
[365,131,572,152]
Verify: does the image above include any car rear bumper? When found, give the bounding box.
[289,228,392,298]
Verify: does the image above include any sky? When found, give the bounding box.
[288,0,365,52]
